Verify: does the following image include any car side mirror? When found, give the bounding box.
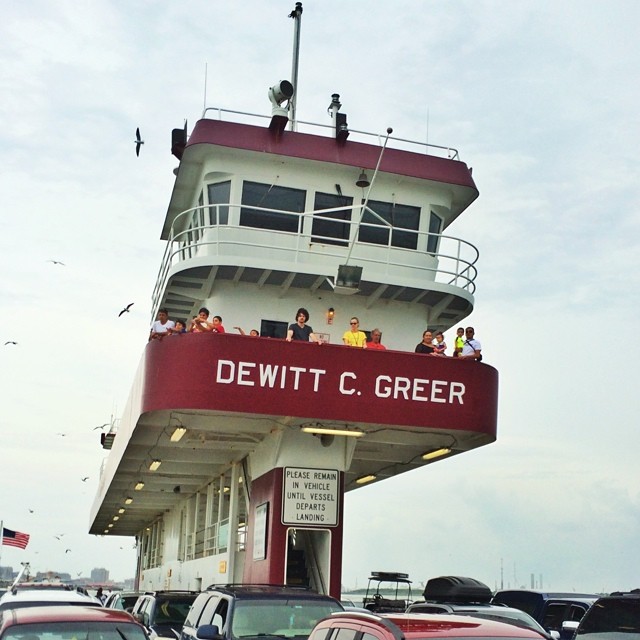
[196,624,223,640]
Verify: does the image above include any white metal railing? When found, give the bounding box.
[201,106,460,160]
[151,203,478,321]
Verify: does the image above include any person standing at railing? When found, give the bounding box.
[212,315,226,333]
[342,317,367,348]
[452,326,465,357]
[286,308,322,343]
[366,328,386,350]
[149,308,176,341]
[457,327,482,361]
[189,307,214,333]
[415,330,436,354]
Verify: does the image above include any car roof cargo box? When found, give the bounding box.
[423,576,492,603]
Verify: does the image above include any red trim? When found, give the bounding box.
[186,119,478,192]
[244,468,344,598]
[142,334,498,436]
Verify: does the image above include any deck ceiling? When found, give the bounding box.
[91,408,490,537]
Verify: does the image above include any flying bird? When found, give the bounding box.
[93,423,109,431]
[81,477,89,482]
[135,127,144,156]
[56,433,67,437]
[119,302,134,317]
[47,260,66,266]
[4,341,17,346]
[65,549,71,553]
[28,509,34,514]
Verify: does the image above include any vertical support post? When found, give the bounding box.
[289,3,303,131]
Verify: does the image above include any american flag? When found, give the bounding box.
[2,527,30,549]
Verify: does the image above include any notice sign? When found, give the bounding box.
[282,467,339,527]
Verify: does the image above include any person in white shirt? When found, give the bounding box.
[149,308,176,341]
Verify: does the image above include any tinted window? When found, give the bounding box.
[577,598,640,637]
[427,211,443,254]
[312,192,353,246]
[155,596,197,624]
[208,181,231,225]
[358,199,419,250]
[241,182,305,233]
[260,320,288,339]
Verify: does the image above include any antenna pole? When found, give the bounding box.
[202,62,207,110]
[203,62,208,112]
[288,2,303,131]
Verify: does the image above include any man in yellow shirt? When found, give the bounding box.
[342,317,367,348]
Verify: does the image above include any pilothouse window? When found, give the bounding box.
[312,192,353,246]
[208,181,231,225]
[359,199,420,250]
[240,181,305,233]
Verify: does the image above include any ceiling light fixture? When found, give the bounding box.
[170,426,187,442]
[118,508,125,514]
[112,516,119,521]
[422,447,452,460]
[134,481,145,491]
[108,523,114,528]
[301,426,364,437]
[149,459,162,471]
[355,474,377,485]
[124,497,133,504]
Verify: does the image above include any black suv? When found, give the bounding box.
[492,589,599,639]
[132,590,200,640]
[565,590,640,640]
[179,584,343,640]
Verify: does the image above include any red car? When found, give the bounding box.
[309,611,549,640]
[0,605,149,640]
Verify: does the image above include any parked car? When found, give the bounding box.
[0,587,101,612]
[179,584,343,640]
[0,605,149,640]
[104,590,144,612]
[492,589,599,639]
[563,590,640,640]
[308,611,551,640]
[408,576,555,638]
[132,590,199,640]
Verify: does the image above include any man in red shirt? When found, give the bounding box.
[366,328,386,350]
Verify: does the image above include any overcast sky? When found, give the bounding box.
[1,1,639,593]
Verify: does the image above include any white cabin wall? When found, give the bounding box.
[198,280,452,352]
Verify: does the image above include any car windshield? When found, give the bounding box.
[1,621,148,640]
[231,599,342,639]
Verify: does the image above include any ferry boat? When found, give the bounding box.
[89,5,498,598]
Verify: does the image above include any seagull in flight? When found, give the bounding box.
[4,341,17,346]
[81,477,89,482]
[119,302,134,317]
[65,548,71,553]
[47,260,66,266]
[93,423,109,431]
[135,127,144,156]
[56,432,67,437]
[28,508,34,514]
